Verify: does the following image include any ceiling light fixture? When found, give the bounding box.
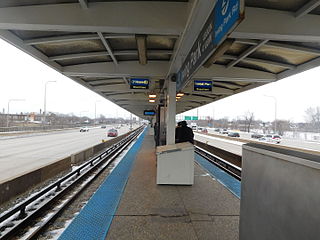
[149,99,156,103]
[176,93,184,97]
[149,94,157,98]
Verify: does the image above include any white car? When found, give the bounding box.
[80,126,89,132]
[259,134,281,144]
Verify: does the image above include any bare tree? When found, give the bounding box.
[243,111,254,133]
[276,120,291,135]
[305,106,320,132]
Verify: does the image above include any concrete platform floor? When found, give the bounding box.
[106,131,240,240]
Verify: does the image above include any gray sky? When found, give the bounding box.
[0,39,131,119]
[0,38,319,122]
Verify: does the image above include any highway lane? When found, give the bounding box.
[194,133,243,156]
[0,125,138,183]
[197,130,320,156]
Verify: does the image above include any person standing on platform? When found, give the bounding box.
[175,121,194,144]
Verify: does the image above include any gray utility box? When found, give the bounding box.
[156,142,194,185]
[240,143,320,240]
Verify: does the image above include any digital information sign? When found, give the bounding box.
[130,78,149,89]
[144,110,156,116]
[194,80,213,92]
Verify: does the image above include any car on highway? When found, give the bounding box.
[251,133,264,139]
[107,128,118,137]
[228,132,240,137]
[259,134,281,144]
[221,129,229,134]
[201,128,208,134]
[80,126,89,132]
[101,125,106,129]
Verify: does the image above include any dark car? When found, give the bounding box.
[228,132,240,137]
[101,125,106,129]
[251,133,264,139]
[107,128,118,137]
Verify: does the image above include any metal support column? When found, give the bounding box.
[166,79,176,145]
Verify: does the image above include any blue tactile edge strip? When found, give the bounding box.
[58,128,147,240]
[195,153,241,199]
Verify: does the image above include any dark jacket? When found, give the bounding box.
[176,126,194,144]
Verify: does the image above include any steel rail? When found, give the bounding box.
[195,146,242,181]
[0,126,144,240]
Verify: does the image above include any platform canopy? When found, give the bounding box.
[1,0,320,118]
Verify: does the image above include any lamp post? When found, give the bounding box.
[264,95,277,134]
[7,99,25,127]
[43,80,56,124]
[94,101,101,126]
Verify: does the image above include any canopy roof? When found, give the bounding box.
[1,0,320,118]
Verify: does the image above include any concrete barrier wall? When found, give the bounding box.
[71,132,131,165]
[240,143,320,240]
[0,156,71,204]
[0,130,134,205]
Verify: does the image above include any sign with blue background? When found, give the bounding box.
[213,0,241,45]
[194,80,213,92]
[176,0,243,91]
[130,78,149,89]
[144,110,156,116]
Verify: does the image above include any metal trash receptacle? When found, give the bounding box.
[156,142,194,185]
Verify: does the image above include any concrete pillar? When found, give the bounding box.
[166,79,176,145]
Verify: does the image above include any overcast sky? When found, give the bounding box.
[0,38,319,122]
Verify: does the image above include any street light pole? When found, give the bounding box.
[43,81,56,124]
[94,101,101,126]
[264,95,277,134]
[7,99,25,127]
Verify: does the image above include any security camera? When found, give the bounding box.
[170,74,177,82]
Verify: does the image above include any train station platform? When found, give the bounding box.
[106,129,240,239]
[106,131,240,239]
[59,127,240,240]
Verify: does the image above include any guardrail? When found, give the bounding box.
[0,124,82,133]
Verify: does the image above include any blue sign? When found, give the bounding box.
[213,0,241,45]
[144,110,156,116]
[194,80,213,92]
[176,0,244,91]
[130,78,149,89]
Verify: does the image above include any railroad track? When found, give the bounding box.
[195,146,242,181]
[0,126,145,240]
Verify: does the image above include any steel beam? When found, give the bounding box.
[97,32,118,65]
[195,64,276,82]
[0,2,187,35]
[79,0,88,9]
[63,61,169,78]
[232,7,320,42]
[227,40,268,68]
[136,34,147,65]
[50,50,173,61]
[295,0,320,18]
[222,54,296,69]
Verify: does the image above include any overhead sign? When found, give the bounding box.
[176,0,244,91]
[144,110,156,116]
[194,80,213,92]
[130,78,149,89]
[184,116,198,120]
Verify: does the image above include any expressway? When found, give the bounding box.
[0,125,137,184]
[196,130,320,156]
